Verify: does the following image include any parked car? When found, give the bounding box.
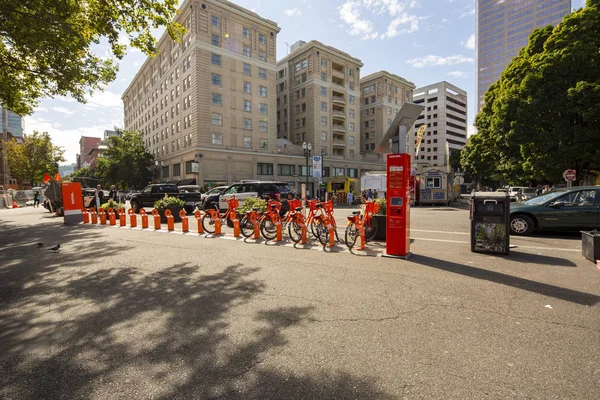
[507,186,527,202]
[209,181,297,215]
[178,185,202,194]
[509,186,599,236]
[129,184,202,213]
[199,186,228,210]
[518,187,537,202]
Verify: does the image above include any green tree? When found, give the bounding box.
[462,0,600,184]
[96,129,153,189]
[4,131,65,185]
[0,0,185,115]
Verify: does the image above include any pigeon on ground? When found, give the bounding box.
[48,243,60,252]
[37,243,43,248]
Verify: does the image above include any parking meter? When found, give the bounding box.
[386,154,411,257]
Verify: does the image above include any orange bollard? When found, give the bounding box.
[194,210,204,234]
[82,208,90,224]
[165,209,174,231]
[253,219,260,239]
[128,208,137,228]
[152,209,161,230]
[118,208,126,227]
[210,209,222,235]
[300,222,307,244]
[328,225,335,247]
[140,209,148,229]
[231,211,240,237]
[108,208,116,225]
[90,207,98,224]
[179,209,189,233]
[99,208,107,225]
[357,225,365,250]
[275,220,283,242]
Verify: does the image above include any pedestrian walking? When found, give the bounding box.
[92,184,104,209]
[108,185,119,202]
[367,189,373,200]
[33,191,40,207]
[347,191,354,207]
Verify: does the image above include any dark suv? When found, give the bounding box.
[205,181,297,214]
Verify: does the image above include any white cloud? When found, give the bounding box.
[34,107,49,113]
[53,107,75,115]
[406,54,474,68]
[447,71,466,77]
[85,90,123,108]
[468,124,477,137]
[339,0,423,40]
[284,8,302,17]
[460,8,475,18]
[463,34,475,49]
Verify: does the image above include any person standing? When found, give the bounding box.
[347,191,354,207]
[367,189,373,200]
[93,184,104,209]
[33,191,40,207]
[108,185,119,202]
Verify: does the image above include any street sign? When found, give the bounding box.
[312,155,322,179]
[563,169,576,182]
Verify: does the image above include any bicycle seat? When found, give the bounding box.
[294,207,302,212]
[352,210,361,215]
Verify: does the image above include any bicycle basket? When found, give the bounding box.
[323,200,334,213]
[308,199,318,211]
[226,197,239,209]
[288,199,302,211]
[365,201,379,214]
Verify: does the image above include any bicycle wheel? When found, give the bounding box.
[329,216,341,243]
[364,217,379,242]
[345,223,359,248]
[316,219,331,246]
[240,215,255,238]
[309,218,321,238]
[260,215,278,240]
[288,220,303,243]
[202,213,215,233]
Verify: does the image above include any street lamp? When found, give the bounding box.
[302,142,312,197]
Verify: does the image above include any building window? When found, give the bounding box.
[321,58,326,67]
[321,72,326,81]
[349,109,354,118]
[212,93,222,106]
[185,161,193,174]
[212,133,223,145]
[244,100,251,112]
[257,163,273,175]
[333,167,344,177]
[258,68,267,79]
[259,86,267,97]
[243,45,251,57]
[349,135,355,145]
[244,118,252,130]
[348,168,358,178]
[349,150,355,158]
[259,51,266,62]
[349,95,355,104]
[243,63,251,75]
[212,73,221,86]
[244,82,251,93]
[321,101,327,112]
[173,163,181,176]
[212,16,220,27]
[259,121,267,132]
[349,122,355,131]
[370,143,375,150]
[260,138,268,149]
[349,69,353,77]
[259,103,267,114]
[211,53,221,66]
[425,176,442,189]
[244,136,252,148]
[212,113,222,126]
[321,131,327,141]
[243,27,250,38]
[211,34,220,47]
[258,33,266,44]
[321,116,327,126]
[162,166,169,178]
[277,164,295,176]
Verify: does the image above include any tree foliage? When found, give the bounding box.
[461,0,600,184]
[0,0,184,115]
[4,131,65,185]
[95,129,153,189]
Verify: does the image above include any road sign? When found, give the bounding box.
[563,169,576,182]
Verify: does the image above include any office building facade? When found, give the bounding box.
[477,0,571,111]
[76,136,102,170]
[411,81,468,167]
[1,107,24,138]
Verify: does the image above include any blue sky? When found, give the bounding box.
[25,0,585,164]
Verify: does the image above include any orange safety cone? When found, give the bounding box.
[99,208,107,225]
[90,207,98,224]
[151,209,161,230]
[82,208,90,224]
[117,208,126,227]
[194,210,204,234]
[128,208,137,228]
[108,208,116,226]
[179,209,189,233]
[165,209,174,231]
[140,209,148,229]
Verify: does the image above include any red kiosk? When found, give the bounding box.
[376,102,424,259]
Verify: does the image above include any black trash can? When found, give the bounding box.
[581,230,600,263]
[470,192,510,255]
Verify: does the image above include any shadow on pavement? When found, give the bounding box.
[409,254,600,306]
[0,220,395,399]
[508,251,577,267]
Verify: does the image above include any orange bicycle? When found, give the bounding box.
[240,207,263,238]
[286,203,307,243]
[202,196,239,233]
[345,198,379,248]
[260,198,283,240]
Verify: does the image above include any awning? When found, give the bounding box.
[177,178,196,186]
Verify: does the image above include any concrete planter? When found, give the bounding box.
[581,231,600,263]
[373,215,386,241]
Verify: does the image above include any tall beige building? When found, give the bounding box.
[476,0,571,111]
[359,71,415,156]
[276,41,386,194]
[123,0,281,187]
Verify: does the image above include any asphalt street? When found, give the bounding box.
[1,205,599,399]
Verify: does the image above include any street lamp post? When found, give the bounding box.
[302,142,312,197]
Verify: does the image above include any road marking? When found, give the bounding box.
[412,229,469,235]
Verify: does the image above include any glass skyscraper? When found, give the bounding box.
[0,107,24,138]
